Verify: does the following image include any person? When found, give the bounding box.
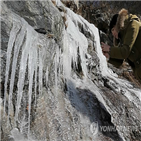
[101,8,141,83]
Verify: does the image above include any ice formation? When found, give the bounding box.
[3,1,141,141]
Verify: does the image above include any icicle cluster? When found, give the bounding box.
[4,9,91,139]
[4,18,38,135]
[4,12,63,138]
[4,1,141,141]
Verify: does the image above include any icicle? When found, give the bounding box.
[71,41,78,71]
[62,30,71,79]
[78,43,88,77]
[55,55,57,94]
[34,48,38,105]
[55,54,58,95]
[38,49,43,96]
[63,14,88,78]
[58,48,62,78]
[27,36,37,137]
[45,66,48,87]
[55,45,60,87]
[15,23,33,122]
[56,45,60,65]
[7,25,26,124]
[4,23,21,115]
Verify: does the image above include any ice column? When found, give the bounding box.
[4,16,40,135]
[4,24,21,115]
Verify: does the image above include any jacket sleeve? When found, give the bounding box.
[110,20,140,59]
[108,58,124,68]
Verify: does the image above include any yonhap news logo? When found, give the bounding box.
[90,122,99,136]
[90,121,138,137]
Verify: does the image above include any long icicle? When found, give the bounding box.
[27,39,36,138]
[7,25,26,125]
[28,32,39,137]
[4,23,21,115]
[15,23,32,123]
[34,47,38,105]
[38,49,43,96]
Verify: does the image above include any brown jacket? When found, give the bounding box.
[109,9,141,82]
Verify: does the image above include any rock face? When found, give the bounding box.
[1,1,141,141]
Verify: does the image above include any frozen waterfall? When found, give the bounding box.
[2,1,141,141]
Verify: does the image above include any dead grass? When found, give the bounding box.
[51,0,56,6]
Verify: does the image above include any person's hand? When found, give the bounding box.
[101,42,110,52]
[103,51,110,59]
[101,42,110,59]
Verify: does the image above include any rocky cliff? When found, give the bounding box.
[1,1,141,141]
